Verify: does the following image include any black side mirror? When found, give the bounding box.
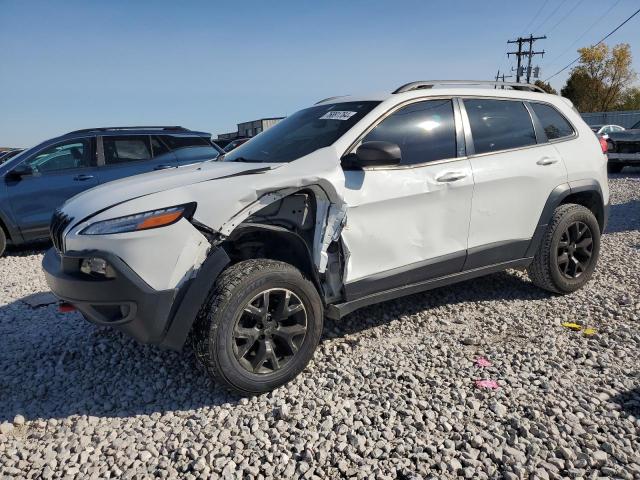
[7,164,33,179]
[349,141,402,168]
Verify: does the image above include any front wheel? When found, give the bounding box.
[0,228,6,258]
[192,259,323,395]
[527,203,601,294]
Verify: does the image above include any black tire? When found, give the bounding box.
[0,227,6,258]
[192,259,323,395]
[607,163,623,174]
[527,203,601,294]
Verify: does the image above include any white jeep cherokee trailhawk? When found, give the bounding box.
[44,80,609,394]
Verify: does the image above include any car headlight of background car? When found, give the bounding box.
[79,203,196,235]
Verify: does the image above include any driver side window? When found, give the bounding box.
[362,99,457,165]
[24,139,92,174]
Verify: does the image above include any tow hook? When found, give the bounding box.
[58,302,76,313]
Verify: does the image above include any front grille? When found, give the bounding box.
[50,210,73,252]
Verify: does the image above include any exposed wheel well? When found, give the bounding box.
[560,190,604,231]
[222,226,321,294]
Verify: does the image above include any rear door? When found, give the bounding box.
[6,137,99,240]
[461,97,568,268]
[96,135,178,184]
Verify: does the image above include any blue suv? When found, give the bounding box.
[0,126,223,256]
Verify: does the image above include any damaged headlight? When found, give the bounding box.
[80,203,196,235]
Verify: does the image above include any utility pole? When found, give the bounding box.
[507,35,546,83]
[494,70,514,88]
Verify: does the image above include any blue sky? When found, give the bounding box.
[1,0,639,147]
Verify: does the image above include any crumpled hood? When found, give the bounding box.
[62,160,281,222]
[60,147,346,235]
[608,129,640,142]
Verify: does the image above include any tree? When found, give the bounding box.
[561,71,604,112]
[616,87,640,110]
[534,80,557,95]
[561,43,637,112]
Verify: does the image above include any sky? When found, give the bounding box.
[1,0,639,147]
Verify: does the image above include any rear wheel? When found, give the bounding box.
[192,259,323,395]
[528,204,601,294]
[607,163,623,174]
[0,228,6,257]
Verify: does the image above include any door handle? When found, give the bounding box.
[436,171,467,183]
[536,157,559,166]
[73,174,94,181]
[154,164,175,171]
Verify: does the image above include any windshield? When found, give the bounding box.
[632,120,640,130]
[223,101,380,163]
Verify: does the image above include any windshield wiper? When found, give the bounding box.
[230,157,257,163]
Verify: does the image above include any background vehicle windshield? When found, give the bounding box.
[632,120,640,129]
[223,101,380,163]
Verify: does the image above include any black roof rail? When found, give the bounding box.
[66,126,190,135]
[392,80,546,94]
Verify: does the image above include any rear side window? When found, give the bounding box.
[160,135,211,151]
[464,99,536,154]
[529,102,574,140]
[103,136,152,165]
[362,99,457,165]
[150,136,171,157]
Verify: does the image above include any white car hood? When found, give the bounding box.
[62,147,346,234]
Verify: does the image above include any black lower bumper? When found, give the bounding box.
[42,246,230,350]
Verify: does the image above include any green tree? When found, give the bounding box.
[561,43,637,112]
[616,87,640,110]
[534,80,557,95]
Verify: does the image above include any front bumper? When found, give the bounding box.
[43,248,178,344]
[43,247,231,349]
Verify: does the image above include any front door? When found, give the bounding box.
[340,98,475,299]
[6,137,99,241]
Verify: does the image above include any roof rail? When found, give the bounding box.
[66,126,189,135]
[314,95,347,105]
[392,80,546,94]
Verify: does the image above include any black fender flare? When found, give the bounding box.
[525,180,607,258]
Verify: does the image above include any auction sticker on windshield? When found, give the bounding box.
[320,111,358,121]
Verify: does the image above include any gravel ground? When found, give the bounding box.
[1,173,639,480]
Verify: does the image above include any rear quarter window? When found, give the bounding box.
[529,102,575,140]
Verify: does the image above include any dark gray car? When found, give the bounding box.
[0,126,223,256]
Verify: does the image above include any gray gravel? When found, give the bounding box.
[1,172,639,479]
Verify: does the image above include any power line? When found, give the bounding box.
[545,0,586,35]
[532,0,568,33]
[522,0,550,34]
[544,6,640,81]
[545,0,623,66]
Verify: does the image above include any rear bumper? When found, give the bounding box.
[42,246,230,350]
[608,152,640,163]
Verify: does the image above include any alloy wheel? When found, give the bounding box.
[232,288,307,374]
[557,221,594,279]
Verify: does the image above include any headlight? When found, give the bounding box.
[80,203,196,235]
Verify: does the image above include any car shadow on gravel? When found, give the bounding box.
[0,297,242,422]
[3,240,50,257]
[606,200,640,234]
[611,387,640,417]
[324,269,553,339]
